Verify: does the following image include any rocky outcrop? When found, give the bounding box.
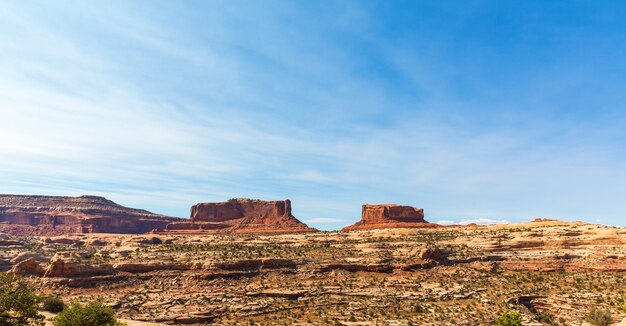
[0,195,181,236]
[342,204,432,231]
[114,263,190,273]
[163,198,317,234]
[212,259,297,271]
[11,252,48,264]
[44,257,116,278]
[11,258,44,276]
[0,233,22,246]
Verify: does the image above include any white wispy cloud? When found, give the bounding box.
[303,217,347,224]
[459,218,511,225]
[0,1,625,231]
[436,218,510,226]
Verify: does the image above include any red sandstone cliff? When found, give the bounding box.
[164,198,317,234]
[342,204,433,231]
[0,195,181,236]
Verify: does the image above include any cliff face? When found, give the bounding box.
[0,195,180,236]
[360,204,425,224]
[342,204,431,231]
[164,198,316,234]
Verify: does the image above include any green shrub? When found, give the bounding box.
[585,308,612,326]
[53,300,126,326]
[495,310,522,326]
[0,273,43,325]
[41,296,64,313]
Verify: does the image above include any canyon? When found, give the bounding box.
[0,220,622,325]
[0,195,624,325]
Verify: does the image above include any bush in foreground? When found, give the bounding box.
[495,310,522,326]
[0,273,43,325]
[53,300,126,326]
[585,308,612,326]
[41,296,64,313]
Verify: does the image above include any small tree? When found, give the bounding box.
[495,310,522,326]
[41,296,64,313]
[585,308,612,326]
[53,300,126,326]
[0,273,43,325]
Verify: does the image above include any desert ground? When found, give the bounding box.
[3,220,625,325]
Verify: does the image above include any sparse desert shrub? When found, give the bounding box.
[495,310,522,326]
[53,300,126,326]
[0,272,43,325]
[534,310,555,325]
[584,308,612,326]
[41,295,64,313]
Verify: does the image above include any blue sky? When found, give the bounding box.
[1,1,626,229]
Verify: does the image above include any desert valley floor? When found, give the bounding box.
[2,220,625,325]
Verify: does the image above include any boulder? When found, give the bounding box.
[44,258,115,278]
[11,258,44,276]
[10,252,48,264]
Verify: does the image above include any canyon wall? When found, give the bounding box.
[0,195,180,236]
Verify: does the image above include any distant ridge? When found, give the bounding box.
[0,194,181,236]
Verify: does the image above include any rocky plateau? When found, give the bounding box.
[342,204,435,231]
[163,198,317,234]
[0,195,181,236]
[0,219,623,325]
[0,195,624,325]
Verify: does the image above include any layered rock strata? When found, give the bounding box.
[0,195,180,236]
[164,198,317,234]
[342,204,433,231]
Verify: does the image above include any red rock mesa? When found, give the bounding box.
[342,204,434,231]
[164,198,317,234]
[0,195,180,236]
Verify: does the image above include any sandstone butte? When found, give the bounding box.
[162,198,318,234]
[342,203,437,231]
[0,195,181,236]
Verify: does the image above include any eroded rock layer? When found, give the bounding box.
[342,204,431,231]
[2,220,624,325]
[0,195,180,236]
[164,198,316,234]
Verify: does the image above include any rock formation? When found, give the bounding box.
[11,258,45,276]
[0,195,181,236]
[342,204,434,231]
[163,198,317,234]
[44,257,115,277]
[0,220,621,324]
